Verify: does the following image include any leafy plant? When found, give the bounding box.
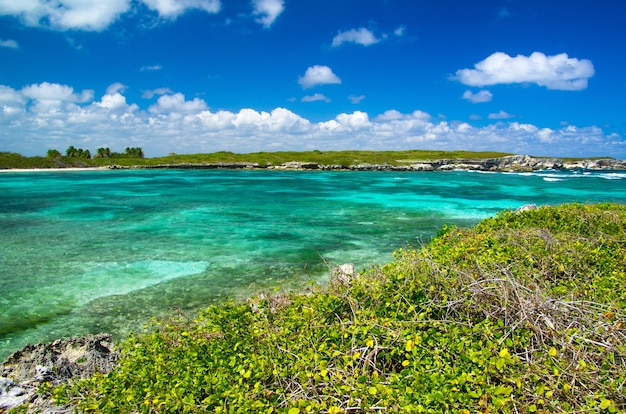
[54,203,626,413]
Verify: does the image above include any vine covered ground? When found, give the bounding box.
[53,203,626,413]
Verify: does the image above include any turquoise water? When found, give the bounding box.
[1,169,625,360]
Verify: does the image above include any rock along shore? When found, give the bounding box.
[109,154,626,172]
[0,334,118,413]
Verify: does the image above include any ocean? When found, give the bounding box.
[1,168,625,360]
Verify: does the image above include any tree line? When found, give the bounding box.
[47,146,144,159]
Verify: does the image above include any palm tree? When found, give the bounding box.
[95,147,111,158]
[47,149,61,158]
[65,146,77,157]
[124,147,145,158]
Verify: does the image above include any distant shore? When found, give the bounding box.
[2,154,625,172]
[0,167,109,173]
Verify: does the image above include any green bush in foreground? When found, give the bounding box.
[55,203,626,413]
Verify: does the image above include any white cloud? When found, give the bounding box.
[142,87,175,99]
[141,64,162,72]
[453,51,595,91]
[349,95,365,104]
[142,0,220,19]
[251,0,284,28]
[462,90,493,103]
[374,109,431,123]
[488,110,514,119]
[106,82,127,95]
[332,28,379,47]
[0,39,18,49]
[20,82,94,113]
[1,82,624,158]
[148,93,208,115]
[0,0,220,31]
[394,26,406,37]
[298,65,342,89]
[302,93,330,103]
[96,92,138,112]
[0,85,27,115]
[0,0,131,31]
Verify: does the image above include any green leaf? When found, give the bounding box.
[600,399,612,410]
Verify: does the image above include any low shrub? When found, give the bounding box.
[55,203,626,413]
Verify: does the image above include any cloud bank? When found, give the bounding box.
[1,82,623,158]
[454,52,595,91]
[0,0,277,30]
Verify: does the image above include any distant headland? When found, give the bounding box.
[1,149,625,172]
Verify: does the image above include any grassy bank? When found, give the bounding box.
[50,203,625,413]
[1,150,514,169]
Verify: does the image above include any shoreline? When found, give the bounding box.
[0,167,109,173]
[1,155,625,173]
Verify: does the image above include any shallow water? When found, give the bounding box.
[1,169,625,360]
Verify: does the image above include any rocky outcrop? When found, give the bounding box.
[1,334,118,413]
[117,162,263,170]
[272,161,320,170]
[274,155,626,172]
[107,155,625,172]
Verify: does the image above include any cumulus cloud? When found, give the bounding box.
[0,39,19,49]
[106,82,127,95]
[332,28,379,47]
[488,110,514,119]
[21,82,94,112]
[298,65,342,89]
[142,87,175,99]
[0,0,131,31]
[462,90,493,103]
[251,0,284,28]
[148,92,208,115]
[142,0,220,19]
[349,95,365,104]
[0,0,221,31]
[302,93,330,103]
[1,82,624,158]
[453,51,595,91]
[0,85,27,115]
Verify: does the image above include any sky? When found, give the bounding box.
[1,0,625,158]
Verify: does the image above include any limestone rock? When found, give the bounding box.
[1,333,119,413]
[330,263,356,288]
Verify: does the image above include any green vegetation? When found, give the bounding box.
[65,146,92,159]
[147,149,512,168]
[52,203,626,413]
[0,149,511,169]
[0,151,96,169]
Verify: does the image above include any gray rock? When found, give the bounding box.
[1,333,119,413]
[330,263,356,288]
[0,377,31,410]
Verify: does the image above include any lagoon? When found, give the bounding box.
[1,169,625,360]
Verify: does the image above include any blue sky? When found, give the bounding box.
[1,0,625,158]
